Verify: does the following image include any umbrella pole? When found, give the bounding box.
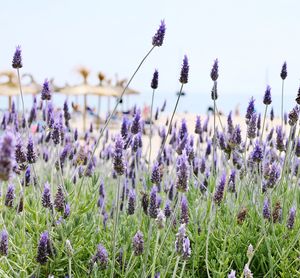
[83,94,87,132]
[8,96,12,111]
[97,96,101,117]
[108,97,111,114]
[17,96,20,112]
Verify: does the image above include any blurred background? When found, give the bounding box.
[0,0,299,115]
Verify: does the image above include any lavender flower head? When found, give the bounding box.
[131,109,141,134]
[280,61,287,80]
[113,135,125,175]
[213,172,226,205]
[263,85,272,105]
[288,106,299,126]
[182,237,191,260]
[228,270,236,278]
[263,197,271,220]
[210,59,219,81]
[41,79,52,101]
[247,113,257,139]
[149,186,158,218]
[54,186,65,212]
[251,140,263,163]
[5,184,15,207]
[36,231,50,265]
[176,152,189,192]
[27,137,37,164]
[180,195,189,224]
[0,132,16,181]
[195,115,202,135]
[179,55,189,84]
[12,45,22,69]
[156,209,166,229]
[132,231,144,256]
[152,20,166,47]
[127,189,136,215]
[245,97,255,124]
[42,182,53,210]
[151,162,161,185]
[92,244,108,269]
[287,206,296,229]
[151,69,159,90]
[0,229,8,256]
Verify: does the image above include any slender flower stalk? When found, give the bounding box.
[280,61,287,126]
[111,136,125,278]
[210,59,219,174]
[260,85,272,141]
[149,69,159,170]
[79,21,165,195]
[157,55,189,160]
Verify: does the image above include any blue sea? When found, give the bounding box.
[0,90,296,119]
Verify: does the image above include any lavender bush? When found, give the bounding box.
[0,21,299,278]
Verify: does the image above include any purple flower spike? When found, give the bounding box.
[0,229,8,256]
[12,45,23,69]
[92,244,109,269]
[27,137,37,164]
[151,162,161,185]
[288,106,299,126]
[37,231,50,265]
[263,198,271,220]
[113,135,125,176]
[179,55,189,84]
[131,109,141,134]
[210,59,219,81]
[228,270,236,278]
[280,61,287,80]
[5,184,15,207]
[245,97,255,124]
[195,115,202,135]
[180,195,189,224]
[42,182,53,210]
[41,79,52,101]
[127,189,136,215]
[263,85,272,105]
[149,186,158,218]
[152,20,166,47]
[251,140,263,163]
[247,113,257,139]
[287,206,296,229]
[176,152,189,192]
[151,69,159,90]
[0,132,15,181]
[182,237,191,260]
[132,231,144,256]
[213,172,226,205]
[54,186,65,212]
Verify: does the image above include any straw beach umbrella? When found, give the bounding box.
[0,71,41,109]
[58,68,119,131]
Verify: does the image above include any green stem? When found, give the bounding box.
[78,46,156,196]
[68,257,72,278]
[179,260,187,278]
[260,105,268,142]
[281,80,284,127]
[172,256,180,278]
[154,194,180,260]
[142,220,153,277]
[110,176,122,278]
[148,89,155,171]
[212,83,217,175]
[151,230,160,278]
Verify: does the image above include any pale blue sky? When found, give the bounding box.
[0,0,299,113]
